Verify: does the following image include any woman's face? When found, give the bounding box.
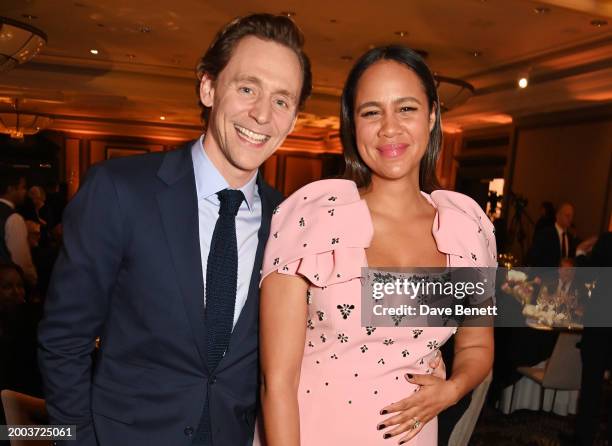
[353,60,435,183]
[0,269,26,309]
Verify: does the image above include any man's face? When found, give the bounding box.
[556,204,574,230]
[200,36,302,186]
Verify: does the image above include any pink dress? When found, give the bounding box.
[255,179,497,445]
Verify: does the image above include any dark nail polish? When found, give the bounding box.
[406,373,414,379]
[380,410,388,415]
[383,433,391,439]
[377,424,386,430]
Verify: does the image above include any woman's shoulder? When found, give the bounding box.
[428,189,493,230]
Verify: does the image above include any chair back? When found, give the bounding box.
[541,332,582,390]
[1,390,52,446]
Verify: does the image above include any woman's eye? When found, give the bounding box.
[360,110,379,117]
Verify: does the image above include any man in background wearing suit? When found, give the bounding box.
[38,14,311,446]
[529,202,577,267]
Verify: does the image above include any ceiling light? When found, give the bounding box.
[280,11,296,17]
[394,31,408,37]
[0,105,52,139]
[159,116,166,121]
[534,7,550,14]
[90,48,98,55]
[472,50,482,57]
[0,16,47,72]
[518,77,528,88]
[590,19,608,27]
[21,14,38,20]
[139,25,151,33]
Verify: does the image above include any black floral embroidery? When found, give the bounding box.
[337,304,355,319]
[303,243,308,247]
[419,358,424,365]
[331,354,338,360]
[299,217,306,227]
[273,231,278,238]
[412,329,423,339]
[328,196,337,202]
[478,227,482,233]
[471,253,477,261]
[328,209,335,216]
[360,345,368,353]
[378,358,385,365]
[402,350,410,357]
[427,340,439,350]
[303,196,308,200]
[306,290,312,305]
[282,265,289,272]
[308,341,314,347]
[314,273,320,281]
[417,295,428,305]
[273,257,280,266]
[316,310,325,321]
[320,334,327,343]
[366,326,376,335]
[338,333,349,343]
[383,338,395,346]
[391,314,404,326]
[307,319,314,330]
[331,237,339,245]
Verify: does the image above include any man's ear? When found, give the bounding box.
[288,112,299,135]
[199,73,215,107]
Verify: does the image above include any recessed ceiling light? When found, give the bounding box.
[21,14,38,20]
[534,7,550,14]
[280,11,296,17]
[139,25,152,33]
[126,53,136,60]
[590,19,608,27]
[394,31,409,37]
[472,50,482,57]
[518,77,528,88]
[160,116,166,121]
[90,49,99,55]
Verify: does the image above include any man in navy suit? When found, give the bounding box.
[528,202,577,267]
[38,14,312,446]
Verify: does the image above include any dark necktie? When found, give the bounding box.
[194,189,244,445]
[561,231,568,258]
[205,188,244,370]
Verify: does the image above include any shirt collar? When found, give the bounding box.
[0,198,15,209]
[191,135,258,212]
[555,222,565,237]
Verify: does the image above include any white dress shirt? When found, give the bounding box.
[555,222,568,258]
[191,137,261,329]
[0,198,38,286]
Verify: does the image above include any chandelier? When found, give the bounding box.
[0,101,52,139]
[435,75,474,112]
[0,16,47,72]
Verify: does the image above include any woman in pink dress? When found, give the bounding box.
[257,46,496,445]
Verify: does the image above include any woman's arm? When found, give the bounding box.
[377,325,493,444]
[259,271,309,446]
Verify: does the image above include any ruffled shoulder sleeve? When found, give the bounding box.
[428,190,497,267]
[261,179,373,287]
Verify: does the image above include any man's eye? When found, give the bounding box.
[400,106,417,112]
[275,99,288,108]
[239,86,253,94]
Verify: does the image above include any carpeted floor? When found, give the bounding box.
[470,405,609,446]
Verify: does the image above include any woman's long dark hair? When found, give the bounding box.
[340,45,442,192]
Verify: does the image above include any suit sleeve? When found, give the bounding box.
[38,164,125,445]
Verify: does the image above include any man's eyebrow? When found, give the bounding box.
[355,96,422,113]
[235,75,297,100]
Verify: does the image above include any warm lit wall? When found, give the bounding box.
[510,119,612,240]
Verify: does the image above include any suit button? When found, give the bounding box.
[184,426,194,437]
[210,376,217,384]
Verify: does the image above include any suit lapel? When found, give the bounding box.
[156,144,208,369]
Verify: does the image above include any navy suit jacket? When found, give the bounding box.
[528,224,577,267]
[38,143,283,445]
